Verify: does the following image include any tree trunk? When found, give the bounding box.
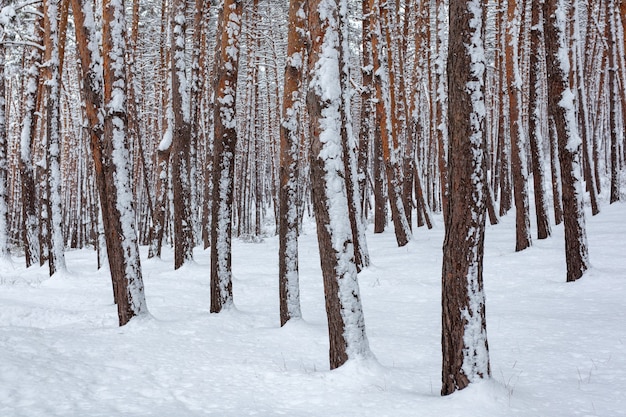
[19,4,44,268]
[43,0,67,275]
[211,0,243,313]
[170,0,194,269]
[307,0,371,370]
[529,0,552,239]
[543,0,589,282]
[0,45,8,258]
[102,0,148,324]
[278,0,306,326]
[442,0,490,395]
[506,0,532,252]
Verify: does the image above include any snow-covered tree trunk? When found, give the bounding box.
[339,1,369,271]
[358,0,373,221]
[102,0,148,324]
[211,0,242,313]
[278,0,306,326]
[19,3,44,268]
[543,0,589,282]
[607,0,621,204]
[43,0,67,275]
[506,0,532,252]
[441,0,490,395]
[370,0,411,247]
[529,0,552,240]
[0,43,7,258]
[307,0,371,370]
[170,0,194,269]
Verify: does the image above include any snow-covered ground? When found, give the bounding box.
[1,203,625,416]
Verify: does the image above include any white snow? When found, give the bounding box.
[1,202,625,416]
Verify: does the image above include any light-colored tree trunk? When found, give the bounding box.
[102,0,148,324]
[307,0,371,370]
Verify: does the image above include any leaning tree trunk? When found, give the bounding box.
[543,0,589,282]
[307,0,371,370]
[102,0,148,324]
[211,0,243,313]
[278,0,306,327]
[441,0,491,396]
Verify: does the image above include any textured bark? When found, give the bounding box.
[528,0,552,239]
[43,0,67,275]
[211,0,242,313]
[308,0,370,370]
[359,0,374,220]
[170,0,194,269]
[442,0,490,396]
[102,0,148,324]
[19,4,44,268]
[506,0,532,252]
[278,0,306,326]
[543,0,589,282]
[607,0,621,203]
[370,0,411,247]
[0,46,7,257]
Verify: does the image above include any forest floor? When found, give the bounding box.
[1,202,625,416]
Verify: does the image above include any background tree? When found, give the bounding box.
[278,0,306,326]
[543,0,589,282]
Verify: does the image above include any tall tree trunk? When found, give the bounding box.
[19,4,44,268]
[211,0,243,313]
[102,0,148,324]
[170,0,194,269]
[543,0,590,282]
[442,0,490,396]
[529,0,552,239]
[608,0,621,203]
[0,45,7,258]
[370,0,411,247]
[43,0,67,275]
[307,0,371,369]
[506,0,532,251]
[278,0,306,326]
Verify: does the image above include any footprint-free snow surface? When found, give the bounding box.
[1,204,625,416]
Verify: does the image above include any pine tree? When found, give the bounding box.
[441,0,490,395]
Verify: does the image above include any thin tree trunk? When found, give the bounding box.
[529,0,552,239]
[211,0,243,313]
[0,45,8,258]
[278,0,306,326]
[19,4,44,268]
[170,0,194,269]
[543,0,590,282]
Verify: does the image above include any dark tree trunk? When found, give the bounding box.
[528,0,552,239]
[442,0,490,396]
[543,0,589,282]
[211,0,242,313]
[278,0,306,326]
[170,0,194,269]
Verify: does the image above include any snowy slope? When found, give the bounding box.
[1,203,625,416]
